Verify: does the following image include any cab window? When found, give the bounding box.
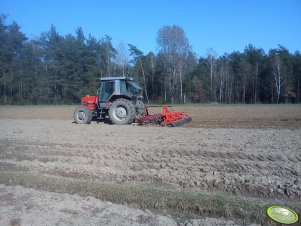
[99,81,115,101]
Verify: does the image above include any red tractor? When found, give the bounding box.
[74,77,144,125]
[74,76,191,126]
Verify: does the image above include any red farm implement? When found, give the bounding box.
[135,105,191,127]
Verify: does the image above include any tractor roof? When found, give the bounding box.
[100,76,134,81]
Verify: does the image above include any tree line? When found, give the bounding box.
[0,16,300,105]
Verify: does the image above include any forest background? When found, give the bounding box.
[0,15,300,105]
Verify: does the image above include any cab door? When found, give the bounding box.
[98,81,116,108]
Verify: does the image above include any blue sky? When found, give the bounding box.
[1,0,300,57]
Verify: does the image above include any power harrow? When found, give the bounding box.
[135,105,192,127]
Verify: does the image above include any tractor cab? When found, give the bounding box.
[97,77,143,107]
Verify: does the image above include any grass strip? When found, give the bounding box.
[0,171,299,225]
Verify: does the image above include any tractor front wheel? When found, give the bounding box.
[109,99,135,125]
[74,106,92,124]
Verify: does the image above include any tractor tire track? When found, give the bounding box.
[1,138,300,199]
[0,119,301,200]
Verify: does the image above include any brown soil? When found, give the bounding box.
[180,105,301,129]
[0,105,300,225]
[1,104,301,128]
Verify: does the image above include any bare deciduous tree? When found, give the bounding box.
[272,53,286,103]
[116,42,129,76]
[205,48,219,102]
[149,52,155,98]
[157,25,190,104]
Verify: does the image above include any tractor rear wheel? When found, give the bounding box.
[135,100,145,116]
[74,106,92,124]
[109,99,135,125]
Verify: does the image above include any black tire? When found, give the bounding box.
[109,99,135,125]
[74,106,92,124]
[135,99,145,116]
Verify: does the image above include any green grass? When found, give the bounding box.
[0,171,300,225]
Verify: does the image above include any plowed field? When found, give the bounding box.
[0,105,300,226]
